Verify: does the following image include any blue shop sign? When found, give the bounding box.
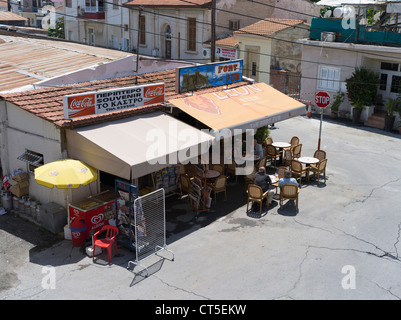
[176,59,243,93]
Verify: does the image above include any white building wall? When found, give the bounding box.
[0,101,98,208]
[130,7,210,62]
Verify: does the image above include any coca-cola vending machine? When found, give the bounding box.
[68,190,116,244]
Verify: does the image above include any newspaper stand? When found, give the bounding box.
[115,179,174,276]
[115,179,139,250]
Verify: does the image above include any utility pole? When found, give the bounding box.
[210,0,216,62]
[7,0,11,11]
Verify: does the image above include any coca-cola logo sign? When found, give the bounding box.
[63,83,165,120]
[144,85,164,98]
[69,96,94,110]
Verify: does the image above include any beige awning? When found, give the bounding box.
[169,82,306,133]
[66,111,215,180]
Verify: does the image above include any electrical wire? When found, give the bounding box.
[0,0,394,87]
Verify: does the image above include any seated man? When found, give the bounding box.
[253,139,264,158]
[254,167,275,206]
[279,170,299,188]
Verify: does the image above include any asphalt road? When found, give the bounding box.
[1,115,401,301]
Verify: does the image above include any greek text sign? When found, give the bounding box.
[176,60,243,93]
[63,83,165,119]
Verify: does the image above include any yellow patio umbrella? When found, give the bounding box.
[34,159,98,189]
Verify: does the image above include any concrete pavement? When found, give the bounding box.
[1,115,401,300]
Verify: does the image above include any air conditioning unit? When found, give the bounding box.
[202,47,211,58]
[321,32,336,42]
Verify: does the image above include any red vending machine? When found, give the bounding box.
[68,191,115,246]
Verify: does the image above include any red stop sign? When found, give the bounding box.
[314,91,331,108]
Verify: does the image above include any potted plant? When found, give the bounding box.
[396,104,401,134]
[345,67,380,124]
[330,91,345,118]
[384,97,400,131]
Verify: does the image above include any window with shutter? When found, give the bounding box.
[317,66,340,92]
[139,15,146,45]
[187,18,196,51]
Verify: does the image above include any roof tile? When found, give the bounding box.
[0,69,250,128]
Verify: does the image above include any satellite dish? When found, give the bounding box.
[333,7,343,18]
[324,10,332,18]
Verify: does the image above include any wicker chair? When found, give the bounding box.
[282,149,293,167]
[244,167,257,189]
[271,166,287,193]
[265,144,280,168]
[291,159,307,186]
[309,150,326,179]
[212,163,225,175]
[226,161,239,183]
[265,136,273,145]
[291,144,302,159]
[279,184,299,210]
[256,156,267,170]
[308,159,327,185]
[284,136,299,151]
[246,184,269,215]
[313,149,326,161]
[180,174,192,202]
[208,175,227,204]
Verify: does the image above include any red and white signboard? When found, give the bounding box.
[216,47,238,60]
[63,83,165,119]
[314,91,331,108]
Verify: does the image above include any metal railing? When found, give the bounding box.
[127,188,174,276]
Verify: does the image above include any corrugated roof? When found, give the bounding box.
[124,0,211,7]
[0,69,250,128]
[0,35,132,92]
[0,11,28,21]
[234,18,305,37]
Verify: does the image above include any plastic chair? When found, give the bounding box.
[93,225,119,263]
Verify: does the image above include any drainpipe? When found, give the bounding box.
[135,7,142,72]
[211,0,216,62]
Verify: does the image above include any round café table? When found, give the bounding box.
[272,142,291,149]
[272,142,291,165]
[203,170,221,179]
[298,157,319,166]
[298,157,319,183]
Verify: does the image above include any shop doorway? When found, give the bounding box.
[244,46,260,82]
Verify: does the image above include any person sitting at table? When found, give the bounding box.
[254,139,264,158]
[233,139,246,167]
[279,170,299,188]
[254,166,275,206]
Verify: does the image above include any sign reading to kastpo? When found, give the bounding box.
[63,83,165,119]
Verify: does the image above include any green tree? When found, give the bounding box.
[48,17,65,39]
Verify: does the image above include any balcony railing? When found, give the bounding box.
[310,18,401,47]
[77,5,105,19]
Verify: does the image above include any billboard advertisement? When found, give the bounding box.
[63,83,165,119]
[176,60,243,93]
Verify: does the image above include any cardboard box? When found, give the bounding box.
[10,180,29,197]
[13,172,29,182]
